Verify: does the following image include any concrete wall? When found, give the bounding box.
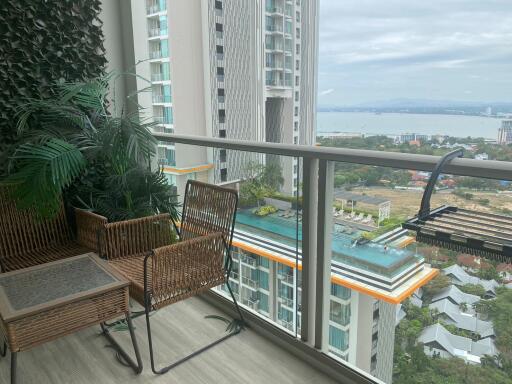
[348,292,374,373]
[170,0,208,168]
[375,301,396,383]
[129,0,152,119]
[100,0,137,114]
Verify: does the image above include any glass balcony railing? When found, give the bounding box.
[151,73,170,82]
[152,94,172,103]
[241,276,259,289]
[267,6,284,14]
[149,51,163,59]
[148,27,167,37]
[153,116,173,125]
[161,134,512,384]
[266,24,284,32]
[277,272,294,285]
[146,3,166,14]
[266,42,284,51]
[148,28,161,37]
[266,78,285,86]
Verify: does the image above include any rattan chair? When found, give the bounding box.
[104,180,243,374]
[0,187,105,273]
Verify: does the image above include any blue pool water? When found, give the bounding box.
[236,210,416,273]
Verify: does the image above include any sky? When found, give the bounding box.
[318,0,512,106]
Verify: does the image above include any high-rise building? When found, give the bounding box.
[118,0,318,196]
[497,120,512,145]
[100,2,418,383]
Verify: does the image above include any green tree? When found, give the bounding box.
[239,162,284,208]
[261,162,284,191]
[423,274,452,301]
[478,265,501,282]
[460,284,487,298]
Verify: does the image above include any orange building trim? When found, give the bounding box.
[232,240,302,270]
[163,163,214,174]
[332,268,438,304]
[233,239,438,305]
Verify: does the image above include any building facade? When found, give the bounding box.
[497,120,512,145]
[216,242,395,383]
[115,0,318,196]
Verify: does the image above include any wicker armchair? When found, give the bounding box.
[0,188,105,273]
[105,180,243,375]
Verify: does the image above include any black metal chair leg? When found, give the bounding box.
[145,287,245,375]
[10,352,17,384]
[100,313,143,374]
[103,310,147,329]
[0,341,6,358]
[226,280,245,325]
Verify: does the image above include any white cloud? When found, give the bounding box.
[319,88,335,96]
[318,0,512,104]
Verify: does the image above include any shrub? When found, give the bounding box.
[253,205,278,217]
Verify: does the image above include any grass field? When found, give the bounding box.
[349,187,512,220]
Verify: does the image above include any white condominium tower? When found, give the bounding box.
[121,0,318,195]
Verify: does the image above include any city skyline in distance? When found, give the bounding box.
[318,0,512,105]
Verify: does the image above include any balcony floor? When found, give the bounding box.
[0,297,336,384]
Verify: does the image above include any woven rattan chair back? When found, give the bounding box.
[180,180,238,243]
[0,187,72,264]
[100,214,173,261]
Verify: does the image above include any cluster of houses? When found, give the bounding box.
[398,263,511,365]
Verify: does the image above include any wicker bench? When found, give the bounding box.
[0,188,105,273]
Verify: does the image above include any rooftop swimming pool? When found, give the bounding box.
[235,209,420,277]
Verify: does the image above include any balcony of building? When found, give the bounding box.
[146,0,166,15]
[147,19,168,39]
[0,298,336,384]
[152,94,172,104]
[265,23,284,33]
[3,125,512,384]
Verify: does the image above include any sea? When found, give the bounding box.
[317,112,503,140]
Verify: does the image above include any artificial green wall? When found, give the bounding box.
[0,0,106,174]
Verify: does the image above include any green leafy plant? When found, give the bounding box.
[239,162,284,208]
[253,205,278,217]
[3,73,179,222]
[0,0,106,175]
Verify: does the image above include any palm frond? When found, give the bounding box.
[7,71,180,221]
[57,78,109,113]
[4,139,86,217]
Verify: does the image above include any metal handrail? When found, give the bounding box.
[152,133,512,180]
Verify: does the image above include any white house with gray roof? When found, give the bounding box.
[443,265,499,298]
[431,285,480,307]
[418,324,497,364]
[429,299,494,339]
[430,298,475,316]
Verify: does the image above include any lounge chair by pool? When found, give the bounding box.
[353,213,364,222]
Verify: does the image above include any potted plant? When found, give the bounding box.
[3,72,179,223]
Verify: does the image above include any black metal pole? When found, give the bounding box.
[10,352,17,384]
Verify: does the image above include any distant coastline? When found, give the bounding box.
[317,108,511,119]
[318,99,512,119]
[316,111,508,139]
